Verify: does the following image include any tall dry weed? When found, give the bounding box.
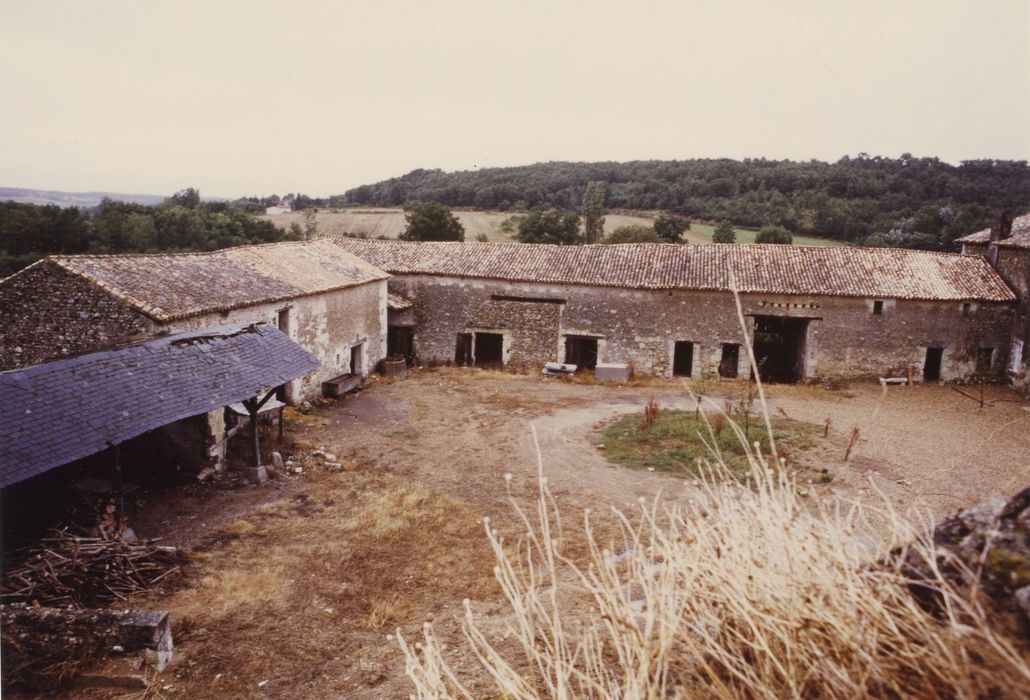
[398,291,1030,699]
[399,435,1029,698]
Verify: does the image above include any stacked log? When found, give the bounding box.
[1,528,185,608]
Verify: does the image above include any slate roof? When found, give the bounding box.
[334,239,1015,302]
[955,213,1030,250]
[0,323,318,489]
[27,239,389,322]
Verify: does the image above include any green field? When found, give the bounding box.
[687,222,844,247]
[260,208,843,247]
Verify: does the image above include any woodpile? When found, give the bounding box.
[1,528,185,608]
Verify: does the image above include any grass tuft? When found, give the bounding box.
[602,408,816,477]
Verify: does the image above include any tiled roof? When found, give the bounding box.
[955,213,1030,250]
[334,239,1015,302]
[0,323,318,488]
[387,292,413,310]
[43,239,389,322]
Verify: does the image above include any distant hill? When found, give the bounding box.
[0,187,168,208]
[332,157,1030,248]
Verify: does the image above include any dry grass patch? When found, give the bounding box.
[148,470,497,698]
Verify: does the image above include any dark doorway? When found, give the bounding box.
[474,332,504,367]
[751,316,809,383]
[976,347,995,374]
[455,333,472,366]
[388,325,415,365]
[719,344,740,378]
[350,343,364,375]
[924,347,943,381]
[673,341,694,377]
[565,335,599,370]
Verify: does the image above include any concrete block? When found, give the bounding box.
[595,362,630,382]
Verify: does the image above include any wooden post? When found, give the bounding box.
[907,365,913,386]
[111,443,124,526]
[243,390,278,483]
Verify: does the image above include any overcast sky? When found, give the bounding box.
[1,0,1028,198]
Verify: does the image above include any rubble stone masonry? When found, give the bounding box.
[0,261,154,370]
[390,274,1013,382]
[0,260,388,401]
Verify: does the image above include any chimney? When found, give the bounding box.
[987,207,1013,266]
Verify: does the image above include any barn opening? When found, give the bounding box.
[474,332,504,367]
[673,341,694,377]
[387,325,415,365]
[565,335,599,370]
[719,344,740,378]
[924,346,943,381]
[751,316,809,383]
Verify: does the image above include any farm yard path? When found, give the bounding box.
[115,369,1028,700]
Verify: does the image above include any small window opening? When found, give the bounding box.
[277,308,291,334]
[872,300,884,315]
[961,302,972,317]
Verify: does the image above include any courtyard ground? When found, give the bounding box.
[56,369,1030,698]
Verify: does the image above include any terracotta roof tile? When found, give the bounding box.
[49,239,389,321]
[333,239,1014,302]
[387,292,413,310]
[955,213,1030,250]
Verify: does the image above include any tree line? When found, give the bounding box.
[332,156,1030,249]
[0,189,302,277]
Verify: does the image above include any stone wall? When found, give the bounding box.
[0,261,155,370]
[963,243,1030,396]
[466,297,562,370]
[0,260,388,401]
[164,280,388,401]
[389,274,1013,382]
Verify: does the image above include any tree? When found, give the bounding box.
[755,225,793,244]
[713,221,736,243]
[165,187,201,209]
[602,225,662,244]
[516,209,581,245]
[400,202,465,242]
[581,181,606,244]
[653,213,690,242]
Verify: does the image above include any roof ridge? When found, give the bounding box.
[340,237,973,259]
[50,238,325,263]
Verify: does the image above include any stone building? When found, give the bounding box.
[957,211,1030,395]
[0,239,389,401]
[335,239,1016,383]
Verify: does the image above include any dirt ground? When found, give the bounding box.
[49,369,1030,699]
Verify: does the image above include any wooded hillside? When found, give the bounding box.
[334,156,1030,248]
[0,191,301,277]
